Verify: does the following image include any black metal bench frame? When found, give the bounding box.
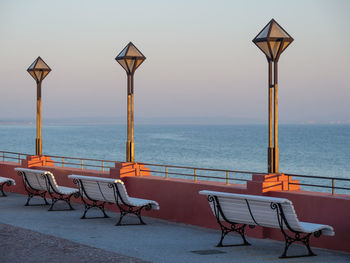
[73,179,152,225]
[17,170,79,211]
[207,194,322,258]
[0,180,13,197]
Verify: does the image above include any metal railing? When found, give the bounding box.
[139,163,350,195]
[139,162,261,185]
[1,150,349,195]
[0,150,115,172]
[285,173,350,195]
[1,151,27,163]
[47,154,116,171]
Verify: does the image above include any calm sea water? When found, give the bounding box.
[1,124,349,191]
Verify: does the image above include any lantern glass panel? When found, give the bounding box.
[118,46,128,58]
[256,41,271,59]
[126,45,142,57]
[281,41,291,53]
[135,59,144,70]
[126,59,135,72]
[117,59,129,72]
[269,22,289,38]
[42,71,50,80]
[256,24,270,39]
[35,59,50,70]
[28,71,36,80]
[28,61,37,70]
[34,71,42,81]
[269,41,281,59]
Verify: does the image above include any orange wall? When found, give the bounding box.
[1,161,349,253]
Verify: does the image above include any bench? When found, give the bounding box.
[68,174,160,225]
[199,190,334,258]
[0,177,16,197]
[15,168,79,211]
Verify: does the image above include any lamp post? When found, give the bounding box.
[115,42,146,162]
[253,19,293,173]
[27,57,51,156]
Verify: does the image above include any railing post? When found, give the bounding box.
[2,152,5,162]
[102,161,104,172]
[165,166,168,179]
[81,159,83,170]
[194,169,197,182]
[226,171,229,185]
[18,154,20,163]
[332,179,335,195]
[287,175,290,191]
[62,157,64,168]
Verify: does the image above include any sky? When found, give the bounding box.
[0,0,349,124]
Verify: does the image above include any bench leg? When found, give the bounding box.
[116,210,127,225]
[217,223,251,247]
[0,183,7,197]
[99,203,109,218]
[116,205,148,226]
[25,191,49,206]
[81,203,90,219]
[279,232,316,258]
[271,203,318,258]
[81,201,109,219]
[48,193,77,211]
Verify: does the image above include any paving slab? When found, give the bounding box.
[1,193,350,263]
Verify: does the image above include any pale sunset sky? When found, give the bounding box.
[0,0,349,124]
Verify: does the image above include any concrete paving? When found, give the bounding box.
[1,193,350,263]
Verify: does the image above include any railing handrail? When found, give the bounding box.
[0,150,117,164]
[143,162,350,183]
[140,162,262,175]
[284,173,350,182]
[0,150,117,172]
[289,182,350,191]
[47,154,116,163]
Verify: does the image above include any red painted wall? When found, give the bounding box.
[1,161,349,253]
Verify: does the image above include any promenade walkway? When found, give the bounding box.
[1,193,349,263]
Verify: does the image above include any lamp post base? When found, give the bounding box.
[22,155,54,168]
[247,173,300,194]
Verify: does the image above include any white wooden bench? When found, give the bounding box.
[0,177,16,197]
[199,190,334,258]
[15,168,79,211]
[68,174,159,225]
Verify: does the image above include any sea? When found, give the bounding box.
[1,124,349,193]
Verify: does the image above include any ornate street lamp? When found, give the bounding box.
[115,42,146,162]
[253,19,293,173]
[27,57,51,156]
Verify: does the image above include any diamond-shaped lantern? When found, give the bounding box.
[115,42,146,75]
[253,19,293,62]
[27,57,51,83]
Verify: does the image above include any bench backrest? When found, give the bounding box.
[199,190,303,231]
[68,174,129,204]
[14,168,59,193]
